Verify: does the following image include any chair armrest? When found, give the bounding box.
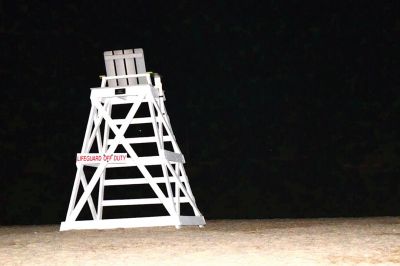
[151,73,165,98]
[152,73,162,87]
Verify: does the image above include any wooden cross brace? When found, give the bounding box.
[66,91,201,222]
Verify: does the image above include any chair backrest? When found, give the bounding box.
[103,48,147,86]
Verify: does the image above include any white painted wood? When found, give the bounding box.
[78,171,98,219]
[124,49,138,85]
[84,101,109,155]
[104,177,185,186]
[97,100,112,220]
[106,97,140,105]
[104,53,143,60]
[103,51,117,87]
[103,51,148,87]
[66,106,96,217]
[178,162,196,199]
[149,96,182,154]
[94,109,103,153]
[60,215,205,231]
[165,161,201,216]
[113,50,128,86]
[101,73,150,81]
[107,136,173,145]
[102,197,190,206]
[90,84,156,99]
[66,105,98,220]
[175,163,181,216]
[112,117,165,125]
[61,49,205,231]
[134,48,147,84]
[149,101,177,215]
[113,117,152,125]
[77,157,168,167]
[68,98,144,221]
[93,99,176,216]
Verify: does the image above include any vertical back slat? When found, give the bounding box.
[104,51,117,87]
[124,49,138,85]
[114,50,127,86]
[134,48,147,84]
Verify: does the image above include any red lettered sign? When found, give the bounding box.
[76,153,128,163]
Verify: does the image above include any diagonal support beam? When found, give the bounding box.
[98,100,112,220]
[68,98,141,221]
[165,161,202,216]
[149,98,182,154]
[85,101,110,153]
[148,102,177,216]
[93,97,176,216]
[67,106,98,220]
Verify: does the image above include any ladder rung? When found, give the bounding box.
[107,135,173,145]
[104,177,185,186]
[102,197,190,206]
[113,117,157,125]
[109,136,156,144]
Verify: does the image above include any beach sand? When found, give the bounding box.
[1,217,399,265]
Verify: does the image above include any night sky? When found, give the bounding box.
[1,1,400,225]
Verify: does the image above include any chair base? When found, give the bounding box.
[60,215,205,231]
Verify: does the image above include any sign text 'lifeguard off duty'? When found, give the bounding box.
[76,153,128,163]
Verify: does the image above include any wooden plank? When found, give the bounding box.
[61,215,205,231]
[103,198,161,206]
[90,84,150,98]
[104,53,143,60]
[107,97,141,105]
[104,51,117,87]
[107,136,158,144]
[102,197,190,206]
[98,100,112,220]
[104,176,184,186]
[113,50,127,86]
[77,156,166,167]
[91,99,177,216]
[113,117,153,125]
[124,49,138,85]
[149,97,181,154]
[68,97,144,221]
[101,73,150,80]
[60,215,206,231]
[66,106,97,217]
[107,135,173,145]
[165,161,201,216]
[148,101,177,215]
[174,163,181,216]
[134,48,147,84]
[61,216,177,230]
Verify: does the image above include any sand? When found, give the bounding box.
[1,217,400,265]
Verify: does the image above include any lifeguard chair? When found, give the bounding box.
[60,48,205,230]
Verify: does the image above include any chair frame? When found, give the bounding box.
[60,50,205,231]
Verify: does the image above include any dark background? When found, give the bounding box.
[1,1,400,225]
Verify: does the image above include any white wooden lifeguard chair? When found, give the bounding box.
[60,48,205,230]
